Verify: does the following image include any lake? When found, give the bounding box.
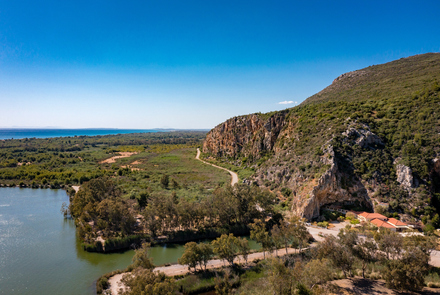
[0,188,260,295]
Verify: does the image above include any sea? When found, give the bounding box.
[0,129,165,140]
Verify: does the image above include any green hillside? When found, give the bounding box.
[203,53,440,227]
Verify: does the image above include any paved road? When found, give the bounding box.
[196,148,238,186]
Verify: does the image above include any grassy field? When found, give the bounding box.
[109,147,231,199]
[0,132,230,199]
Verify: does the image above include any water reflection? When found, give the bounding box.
[0,188,262,295]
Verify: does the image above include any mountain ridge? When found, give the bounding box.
[202,53,440,226]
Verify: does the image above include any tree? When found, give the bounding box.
[121,268,176,295]
[382,246,430,291]
[250,219,273,259]
[271,224,284,256]
[143,205,161,237]
[178,242,200,272]
[290,216,309,253]
[301,259,333,290]
[211,234,240,266]
[131,242,155,269]
[160,174,169,188]
[137,191,149,208]
[237,237,250,264]
[214,268,236,295]
[353,238,377,278]
[198,243,214,271]
[275,221,295,254]
[374,228,403,260]
[380,234,435,291]
[268,257,294,295]
[317,235,354,278]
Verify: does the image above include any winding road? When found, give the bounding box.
[196,148,239,186]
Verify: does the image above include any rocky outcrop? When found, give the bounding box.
[204,116,375,220]
[292,145,372,219]
[202,111,288,159]
[433,158,440,175]
[333,70,368,84]
[396,164,417,190]
[342,123,383,148]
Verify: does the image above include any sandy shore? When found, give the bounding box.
[108,273,127,295]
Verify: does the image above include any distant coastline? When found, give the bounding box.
[0,128,166,140]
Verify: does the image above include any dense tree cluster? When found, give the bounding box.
[142,184,276,237]
[69,178,136,244]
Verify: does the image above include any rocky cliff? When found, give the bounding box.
[202,53,440,223]
[203,111,288,159]
[203,113,375,219]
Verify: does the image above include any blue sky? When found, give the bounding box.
[1,0,439,129]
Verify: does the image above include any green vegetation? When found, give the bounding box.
[0,131,229,194]
[121,223,438,294]
[203,53,440,224]
[284,54,440,219]
[211,234,249,267]
[178,242,214,272]
[2,131,266,250]
[68,173,277,250]
[120,268,176,295]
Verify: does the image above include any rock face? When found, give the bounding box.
[396,164,417,190]
[292,145,372,219]
[202,111,288,158]
[203,113,373,220]
[342,125,383,148]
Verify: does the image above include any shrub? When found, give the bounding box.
[317,221,329,228]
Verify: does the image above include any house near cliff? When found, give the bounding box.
[370,218,396,231]
[358,212,387,222]
[357,212,409,232]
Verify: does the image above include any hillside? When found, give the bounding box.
[202,53,440,226]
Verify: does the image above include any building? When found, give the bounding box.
[370,218,397,231]
[386,218,410,231]
[356,212,409,232]
[358,212,387,222]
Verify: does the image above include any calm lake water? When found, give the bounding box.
[0,188,260,295]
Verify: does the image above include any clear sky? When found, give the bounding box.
[1,0,439,129]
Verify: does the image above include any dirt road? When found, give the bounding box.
[99,152,138,164]
[107,247,298,294]
[195,148,238,186]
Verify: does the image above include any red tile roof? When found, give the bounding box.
[370,218,395,229]
[358,212,387,220]
[387,218,408,227]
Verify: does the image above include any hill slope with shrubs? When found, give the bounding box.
[202,53,440,228]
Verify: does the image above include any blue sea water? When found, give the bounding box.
[0,129,164,140]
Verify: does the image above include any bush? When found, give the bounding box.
[317,221,329,228]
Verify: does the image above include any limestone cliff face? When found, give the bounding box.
[396,164,417,190]
[292,145,372,219]
[202,111,288,158]
[203,113,374,220]
[203,54,440,222]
